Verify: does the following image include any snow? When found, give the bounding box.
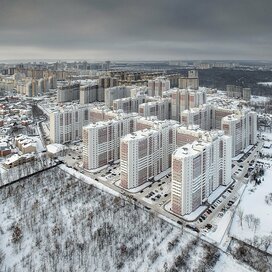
[59,164,120,197]
[230,167,272,253]
[47,143,67,154]
[250,95,270,104]
[205,210,233,246]
[214,253,254,272]
[208,185,229,204]
[182,205,208,221]
[258,82,272,86]
[0,166,251,272]
[164,201,207,221]
[115,179,152,193]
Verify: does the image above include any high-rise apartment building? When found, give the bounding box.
[120,122,179,189]
[104,86,147,108]
[221,110,257,156]
[120,129,160,189]
[99,76,118,89]
[80,84,97,104]
[148,77,170,97]
[176,126,204,147]
[171,132,232,216]
[138,98,171,121]
[180,104,213,130]
[57,83,80,103]
[83,113,138,170]
[226,85,251,101]
[171,88,207,121]
[113,95,147,113]
[16,75,56,97]
[79,84,104,104]
[179,70,199,90]
[49,104,92,144]
[242,88,251,101]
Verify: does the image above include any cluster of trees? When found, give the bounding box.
[197,243,221,272]
[0,155,57,187]
[259,152,272,160]
[231,239,272,272]
[237,208,260,233]
[251,167,265,185]
[236,208,272,253]
[167,238,221,272]
[168,238,200,271]
[265,193,272,205]
[1,167,194,272]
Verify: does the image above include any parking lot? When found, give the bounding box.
[62,142,84,170]
[195,141,262,231]
[136,174,172,207]
[196,183,237,225]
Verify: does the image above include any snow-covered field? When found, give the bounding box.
[0,167,251,272]
[250,95,270,104]
[258,82,272,87]
[230,168,272,252]
[230,132,272,254]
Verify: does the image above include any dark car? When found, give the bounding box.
[205,224,212,229]
[185,225,200,233]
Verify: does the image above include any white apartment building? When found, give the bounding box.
[49,104,92,144]
[221,110,257,156]
[179,70,199,90]
[138,98,171,121]
[104,86,147,108]
[171,132,232,216]
[180,104,213,131]
[171,88,207,121]
[16,76,56,97]
[80,84,101,104]
[148,77,170,97]
[120,122,180,189]
[180,106,257,157]
[120,129,161,189]
[176,126,204,147]
[83,113,138,170]
[113,95,147,113]
[57,83,80,103]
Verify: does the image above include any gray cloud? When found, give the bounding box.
[0,0,272,60]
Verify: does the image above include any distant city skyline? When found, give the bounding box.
[1,0,272,61]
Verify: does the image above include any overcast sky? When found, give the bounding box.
[0,0,272,61]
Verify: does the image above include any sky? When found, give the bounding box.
[0,0,272,61]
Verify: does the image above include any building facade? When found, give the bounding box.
[171,132,232,216]
[148,77,170,97]
[83,114,138,170]
[49,104,92,144]
[138,98,171,121]
[221,110,257,156]
[120,122,179,189]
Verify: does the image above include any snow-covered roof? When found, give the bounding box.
[47,143,67,154]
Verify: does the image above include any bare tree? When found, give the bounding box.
[252,217,260,233]
[237,208,244,228]
[245,214,254,229]
[262,235,272,251]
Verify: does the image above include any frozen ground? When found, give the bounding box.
[0,167,252,272]
[230,132,272,254]
[213,253,254,272]
[258,82,272,87]
[251,95,270,104]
